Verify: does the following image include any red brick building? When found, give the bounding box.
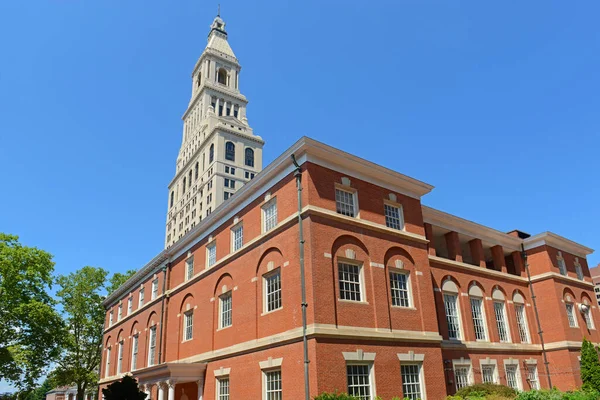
[100,137,596,400]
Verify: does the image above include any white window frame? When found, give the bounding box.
[117,340,124,374]
[109,310,114,326]
[389,269,411,308]
[139,288,145,308]
[148,325,157,366]
[335,186,358,218]
[400,362,425,400]
[384,202,404,231]
[117,304,122,321]
[443,292,463,340]
[557,256,567,276]
[105,346,111,378]
[207,243,217,267]
[338,261,365,302]
[216,376,230,400]
[231,224,243,252]
[583,304,595,330]
[219,292,232,329]
[575,263,584,280]
[452,360,473,392]
[526,363,539,390]
[479,359,499,385]
[185,256,194,281]
[151,278,159,300]
[514,303,531,343]
[346,363,375,400]
[183,310,194,341]
[262,198,278,233]
[263,368,283,400]
[566,302,578,328]
[127,297,133,315]
[131,334,139,371]
[493,301,511,343]
[263,269,282,314]
[503,359,522,391]
[470,296,488,341]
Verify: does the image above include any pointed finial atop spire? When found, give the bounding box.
[217,4,220,17]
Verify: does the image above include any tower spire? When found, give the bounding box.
[217,4,220,17]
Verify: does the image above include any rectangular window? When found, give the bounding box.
[566,303,578,327]
[481,364,495,384]
[454,365,471,391]
[527,365,539,390]
[558,258,567,276]
[127,297,133,315]
[384,203,404,230]
[117,341,124,374]
[401,364,422,400]
[444,294,461,340]
[390,271,410,307]
[151,279,159,300]
[470,297,487,341]
[494,301,511,342]
[224,192,231,200]
[335,188,356,217]
[207,244,217,267]
[584,307,595,329]
[183,310,193,341]
[118,304,122,320]
[224,178,230,188]
[232,225,243,251]
[220,293,232,329]
[105,347,111,377]
[505,364,520,390]
[515,304,530,343]
[347,364,371,400]
[338,263,362,302]
[139,288,145,308]
[263,200,278,232]
[576,264,584,280]
[265,370,282,400]
[265,270,282,312]
[217,378,230,400]
[148,326,157,366]
[186,256,194,281]
[109,311,113,326]
[131,334,139,371]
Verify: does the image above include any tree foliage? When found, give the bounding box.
[580,338,600,392]
[101,376,146,400]
[106,270,136,295]
[0,233,63,389]
[54,266,108,400]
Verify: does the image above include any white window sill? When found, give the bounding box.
[217,325,232,332]
[391,305,417,310]
[337,299,369,305]
[261,307,283,317]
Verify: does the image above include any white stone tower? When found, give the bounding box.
[165,14,264,248]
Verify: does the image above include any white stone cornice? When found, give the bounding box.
[441,340,542,352]
[529,271,594,288]
[429,255,529,283]
[524,231,594,258]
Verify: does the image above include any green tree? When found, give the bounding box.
[54,266,109,400]
[101,376,146,400]
[106,270,136,295]
[580,338,600,392]
[0,233,63,389]
[25,377,58,400]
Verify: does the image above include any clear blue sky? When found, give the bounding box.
[1,0,599,317]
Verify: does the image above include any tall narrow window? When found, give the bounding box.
[262,200,278,232]
[494,301,511,342]
[117,340,124,374]
[232,225,243,251]
[347,364,372,400]
[188,170,192,188]
[127,297,133,315]
[454,365,471,390]
[183,310,193,341]
[264,370,282,400]
[576,263,584,280]
[219,292,232,328]
[245,148,254,167]
[515,304,530,343]
[151,278,159,300]
[131,334,139,371]
[109,310,114,326]
[444,294,461,340]
[566,303,578,327]
[335,188,356,217]
[148,326,157,366]
[470,297,487,341]
[139,288,145,308]
[265,270,282,312]
[481,364,496,384]
[583,305,595,329]
[225,141,235,161]
[194,162,199,180]
[557,254,567,276]
[209,144,214,163]
[390,271,410,307]
[118,304,122,320]
[105,347,111,378]
[338,263,362,302]
[170,191,174,208]
[207,243,217,267]
[505,364,520,390]
[182,177,187,194]
[527,365,539,390]
[217,378,230,400]
[218,68,227,85]
[185,256,194,281]
[401,364,423,400]
[384,203,404,230]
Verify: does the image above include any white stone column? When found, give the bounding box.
[216,98,220,115]
[157,383,166,400]
[167,381,176,400]
[196,379,204,400]
[141,384,151,400]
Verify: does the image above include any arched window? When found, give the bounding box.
[245,148,254,167]
[188,170,192,186]
[196,72,201,87]
[225,142,235,161]
[218,68,227,85]
[209,144,214,163]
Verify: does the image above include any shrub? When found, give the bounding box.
[516,389,600,400]
[456,383,517,399]
[314,393,358,400]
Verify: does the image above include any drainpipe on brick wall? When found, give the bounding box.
[158,263,169,364]
[521,244,552,388]
[291,154,310,400]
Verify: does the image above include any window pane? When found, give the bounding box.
[184,311,193,341]
[444,294,461,339]
[338,263,362,301]
[233,226,243,251]
[347,365,370,400]
[384,204,404,230]
[265,370,282,400]
[482,365,495,384]
[218,378,230,400]
[515,304,530,343]
[454,366,470,390]
[527,365,539,390]
[401,364,421,400]
[336,189,355,217]
[566,303,577,327]
[186,257,194,281]
[390,272,409,307]
[506,365,519,390]
[264,202,278,232]
[220,294,232,328]
[494,302,510,342]
[470,298,487,340]
[266,271,282,312]
[208,245,217,267]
